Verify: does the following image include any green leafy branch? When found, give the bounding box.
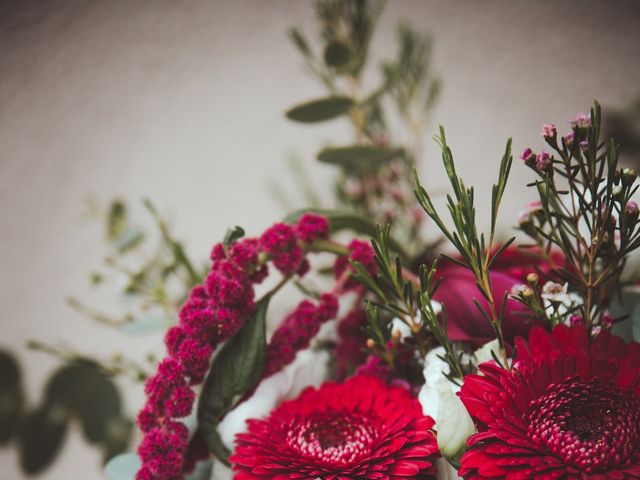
[413,127,514,368]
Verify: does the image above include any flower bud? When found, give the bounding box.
[535,151,552,172]
[563,132,575,148]
[569,112,591,129]
[366,338,376,349]
[522,287,534,299]
[612,185,624,200]
[625,200,639,219]
[526,272,539,285]
[436,385,476,461]
[623,168,638,186]
[541,123,557,139]
[520,148,535,165]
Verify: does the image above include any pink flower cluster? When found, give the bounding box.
[135,213,329,480]
[334,239,378,291]
[262,293,339,378]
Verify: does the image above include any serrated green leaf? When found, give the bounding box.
[197,296,270,463]
[286,97,354,123]
[324,41,350,67]
[18,405,68,474]
[317,145,403,172]
[0,350,23,444]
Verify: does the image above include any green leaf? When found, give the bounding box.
[283,208,408,259]
[114,226,145,253]
[18,405,68,474]
[45,362,122,444]
[324,41,350,67]
[197,296,270,463]
[286,96,354,123]
[107,200,127,240]
[223,226,245,248]
[104,452,139,480]
[121,314,173,335]
[0,350,23,444]
[317,145,403,172]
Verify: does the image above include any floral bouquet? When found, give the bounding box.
[102,102,640,480]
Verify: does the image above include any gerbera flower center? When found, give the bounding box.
[527,376,640,472]
[287,410,377,464]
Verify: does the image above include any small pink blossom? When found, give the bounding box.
[569,112,591,129]
[541,123,557,138]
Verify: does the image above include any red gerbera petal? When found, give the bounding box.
[230,375,440,479]
[460,325,640,479]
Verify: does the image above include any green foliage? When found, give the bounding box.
[413,127,514,366]
[286,96,354,123]
[520,102,640,330]
[18,406,68,475]
[283,207,407,258]
[0,351,23,444]
[317,145,404,172]
[0,356,131,476]
[197,296,270,464]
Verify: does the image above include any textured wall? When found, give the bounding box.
[1,1,639,478]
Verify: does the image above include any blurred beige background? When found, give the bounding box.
[1,1,639,478]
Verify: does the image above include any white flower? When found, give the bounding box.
[390,317,412,340]
[473,338,501,365]
[541,281,569,302]
[217,348,329,450]
[418,347,475,465]
[418,347,456,420]
[435,457,463,480]
[436,385,475,460]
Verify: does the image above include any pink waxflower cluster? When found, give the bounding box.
[262,292,338,378]
[135,213,329,480]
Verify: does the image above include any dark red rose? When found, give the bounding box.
[433,247,562,344]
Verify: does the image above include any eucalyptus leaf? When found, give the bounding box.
[121,314,173,335]
[317,145,403,172]
[45,362,122,443]
[0,350,23,444]
[286,96,354,123]
[18,405,68,474]
[104,452,140,480]
[197,296,270,462]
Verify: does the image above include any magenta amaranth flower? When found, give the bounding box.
[569,112,592,129]
[295,212,330,243]
[135,216,330,479]
[459,324,640,479]
[334,239,377,291]
[541,123,556,138]
[230,375,439,479]
[262,293,338,378]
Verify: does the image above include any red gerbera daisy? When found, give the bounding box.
[230,375,439,479]
[459,324,640,479]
